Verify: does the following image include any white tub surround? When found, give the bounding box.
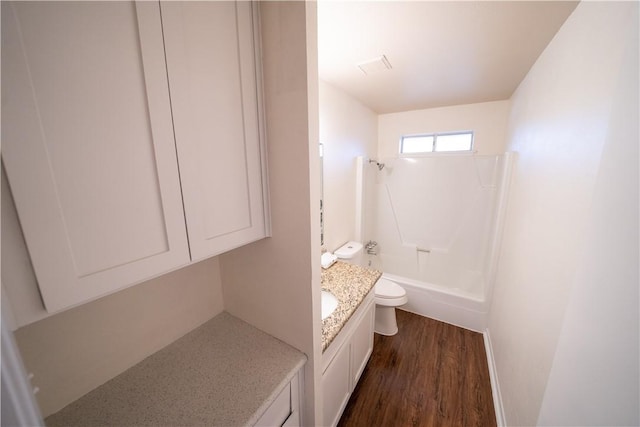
[361,153,513,332]
[44,312,306,427]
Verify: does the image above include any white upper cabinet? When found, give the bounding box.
[161,2,267,261]
[1,2,190,313]
[1,1,268,313]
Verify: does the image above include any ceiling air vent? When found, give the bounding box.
[357,55,392,75]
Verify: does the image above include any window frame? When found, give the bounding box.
[399,131,475,156]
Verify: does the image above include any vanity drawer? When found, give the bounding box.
[255,382,291,427]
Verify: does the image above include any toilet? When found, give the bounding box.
[373,278,408,336]
[334,241,408,336]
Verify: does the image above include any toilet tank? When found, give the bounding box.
[334,241,363,266]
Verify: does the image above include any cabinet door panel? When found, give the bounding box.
[322,343,351,427]
[255,382,291,427]
[350,300,375,390]
[1,1,189,312]
[161,1,266,261]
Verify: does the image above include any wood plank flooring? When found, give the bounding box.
[338,310,496,427]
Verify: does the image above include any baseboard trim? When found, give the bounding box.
[483,328,506,426]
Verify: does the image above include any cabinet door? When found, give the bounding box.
[255,382,291,427]
[160,1,268,261]
[322,342,351,427]
[350,300,375,390]
[1,2,190,313]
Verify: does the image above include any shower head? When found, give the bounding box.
[368,159,385,170]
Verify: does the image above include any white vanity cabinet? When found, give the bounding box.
[321,291,375,427]
[1,1,268,313]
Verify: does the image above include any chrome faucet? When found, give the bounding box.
[365,240,378,255]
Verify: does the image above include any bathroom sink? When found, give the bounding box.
[321,290,338,320]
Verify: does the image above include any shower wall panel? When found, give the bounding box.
[366,154,505,297]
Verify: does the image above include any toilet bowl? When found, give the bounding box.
[374,278,407,336]
[334,241,408,336]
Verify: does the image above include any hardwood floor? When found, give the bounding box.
[338,310,496,427]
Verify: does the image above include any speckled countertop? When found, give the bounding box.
[45,312,306,427]
[321,261,382,352]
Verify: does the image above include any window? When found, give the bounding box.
[400,131,474,154]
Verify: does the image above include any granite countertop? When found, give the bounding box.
[321,261,382,352]
[45,312,307,427]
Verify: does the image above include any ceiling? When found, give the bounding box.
[318,1,579,114]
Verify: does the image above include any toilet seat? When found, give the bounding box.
[374,278,407,306]
[375,278,405,298]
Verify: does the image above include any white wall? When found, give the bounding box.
[319,80,377,252]
[220,2,321,425]
[537,8,639,424]
[488,2,639,425]
[377,100,510,160]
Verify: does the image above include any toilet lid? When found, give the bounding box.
[375,278,406,299]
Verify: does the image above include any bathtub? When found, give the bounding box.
[381,271,488,332]
[365,252,489,332]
